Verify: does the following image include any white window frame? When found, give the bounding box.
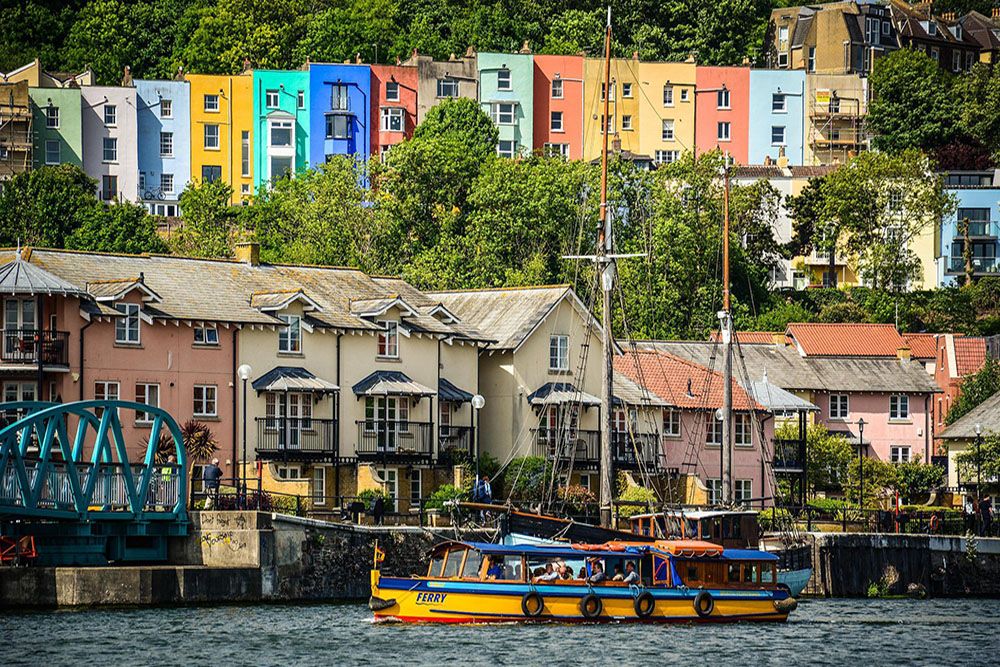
[102,137,118,163]
[203,94,219,113]
[409,468,421,504]
[550,111,563,132]
[385,81,400,102]
[44,139,60,165]
[491,102,516,126]
[160,173,174,195]
[241,131,251,177]
[159,99,172,118]
[276,465,301,480]
[278,314,302,353]
[551,79,563,99]
[543,143,569,159]
[621,115,632,131]
[204,124,220,150]
[717,121,731,142]
[707,478,722,505]
[735,479,752,503]
[734,413,753,447]
[549,334,569,372]
[680,88,689,102]
[45,106,59,129]
[313,466,326,504]
[654,150,678,165]
[381,107,404,132]
[135,383,160,424]
[890,394,910,420]
[377,320,399,358]
[662,119,675,141]
[717,89,730,110]
[663,408,681,437]
[890,445,912,464]
[772,93,786,112]
[829,394,849,420]
[94,381,120,414]
[706,413,723,446]
[194,325,219,345]
[115,303,140,344]
[270,119,293,147]
[497,140,517,158]
[265,89,280,108]
[160,131,173,158]
[104,104,117,126]
[771,125,786,146]
[621,83,633,98]
[436,78,458,98]
[497,69,512,91]
[193,384,218,418]
[297,90,305,109]
[325,114,350,140]
[663,85,674,107]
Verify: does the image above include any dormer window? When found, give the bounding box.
[115,303,140,344]
[377,320,399,358]
[278,314,301,353]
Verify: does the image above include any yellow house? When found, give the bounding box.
[583,56,642,162]
[637,60,696,166]
[186,72,253,203]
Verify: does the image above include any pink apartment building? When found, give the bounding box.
[694,67,749,164]
[533,54,585,160]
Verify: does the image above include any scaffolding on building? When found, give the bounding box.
[0,82,32,182]
[807,88,865,166]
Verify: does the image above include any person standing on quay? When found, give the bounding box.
[981,495,993,537]
[203,458,223,510]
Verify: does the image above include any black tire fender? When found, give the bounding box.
[580,593,603,619]
[634,591,655,618]
[521,591,545,617]
[693,590,714,618]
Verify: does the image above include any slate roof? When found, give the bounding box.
[789,166,837,179]
[961,11,1000,51]
[631,340,939,394]
[786,322,907,357]
[526,382,601,406]
[352,370,435,396]
[613,350,764,411]
[710,331,784,345]
[733,166,785,179]
[740,376,818,412]
[613,371,668,408]
[937,390,1000,440]
[251,366,339,393]
[0,254,89,296]
[439,378,473,403]
[954,337,987,377]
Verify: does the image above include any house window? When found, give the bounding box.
[735,479,752,503]
[436,78,458,98]
[265,89,279,108]
[549,334,569,371]
[381,107,404,132]
[717,89,730,109]
[160,131,173,157]
[497,140,517,158]
[384,468,399,512]
[890,394,909,420]
[270,119,292,146]
[204,124,220,149]
[497,69,511,90]
[44,140,60,165]
[928,22,938,36]
[201,165,221,183]
[160,173,174,194]
[203,94,219,112]
[662,119,674,141]
[807,47,816,72]
[778,51,789,67]
[102,175,118,201]
[778,25,789,46]
[771,126,786,145]
[297,90,305,109]
[663,85,674,106]
[45,106,59,128]
[102,137,118,162]
[930,47,939,62]
[680,88,689,102]
[330,85,349,111]
[772,93,786,112]
[865,17,880,44]
[882,21,891,35]
[663,408,681,437]
[952,51,962,72]
[621,115,632,131]
[160,99,172,118]
[241,131,251,177]
[543,143,569,159]
[829,394,849,419]
[601,115,614,134]
[103,104,117,126]
[278,314,301,353]
[601,83,614,101]
[717,122,731,141]
[385,82,400,101]
[313,467,326,504]
[194,325,219,345]
[325,114,350,139]
[377,320,399,358]
[115,303,140,344]
[551,79,563,98]
[622,83,633,98]
[550,111,563,132]
[706,413,723,446]
[491,102,516,125]
[654,150,678,165]
[94,382,120,415]
[890,446,911,463]
[276,465,302,480]
[707,478,722,505]
[734,413,752,447]
[135,383,159,424]
[409,469,421,503]
[193,384,217,417]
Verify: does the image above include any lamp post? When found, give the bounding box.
[975,422,983,508]
[472,394,486,488]
[857,417,866,510]
[237,364,252,497]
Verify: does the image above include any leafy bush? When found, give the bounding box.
[558,484,596,513]
[616,485,657,518]
[506,456,552,501]
[894,459,944,503]
[758,507,793,531]
[358,488,388,506]
[425,484,467,510]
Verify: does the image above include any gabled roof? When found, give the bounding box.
[937,390,1000,440]
[526,382,601,407]
[785,322,907,358]
[613,372,668,408]
[250,289,322,312]
[740,374,818,412]
[439,378,474,403]
[350,295,417,318]
[902,333,937,360]
[87,277,162,303]
[613,350,764,411]
[0,254,88,297]
[954,336,987,377]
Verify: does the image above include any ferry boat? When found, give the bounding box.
[369,539,797,623]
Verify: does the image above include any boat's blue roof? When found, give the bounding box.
[721,549,779,562]
[456,541,778,561]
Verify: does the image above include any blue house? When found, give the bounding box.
[135,79,190,215]
[748,70,805,166]
[938,179,1000,286]
[308,63,371,166]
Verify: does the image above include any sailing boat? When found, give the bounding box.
[369,11,798,622]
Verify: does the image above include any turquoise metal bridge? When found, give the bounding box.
[0,400,189,565]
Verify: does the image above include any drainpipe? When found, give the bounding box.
[335,332,341,500]
[924,394,930,462]
[231,326,239,487]
[435,339,441,463]
[36,294,44,400]
[78,313,93,401]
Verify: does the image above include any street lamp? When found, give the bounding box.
[857,417,866,510]
[237,364,252,494]
[975,422,983,508]
[472,394,486,488]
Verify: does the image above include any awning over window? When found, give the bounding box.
[527,382,601,407]
[352,370,435,397]
[439,378,473,403]
[252,366,339,393]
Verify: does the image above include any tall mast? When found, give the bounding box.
[598,6,615,528]
[718,153,733,505]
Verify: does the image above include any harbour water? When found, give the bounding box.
[3,598,998,665]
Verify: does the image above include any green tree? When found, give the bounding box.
[66,200,168,254]
[504,456,552,501]
[412,97,499,164]
[847,457,898,508]
[539,9,604,55]
[946,359,1000,426]
[295,0,407,65]
[893,458,944,504]
[956,62,1000,162]
[0,164,102,248]
[749,300,814,331]
[777,422,853,496]
[867,48,959,152]
[955,433,1000,491]
[170,179,240,257]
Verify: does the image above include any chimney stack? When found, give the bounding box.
[993,7,1000,20]
[776,145,789,168]
[896,346,912,362]
[772,332,788,346]
[235,242,260,266]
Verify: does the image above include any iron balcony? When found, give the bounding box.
[356,420,434,462]
[255,417,337,460]
[1,329,70,366]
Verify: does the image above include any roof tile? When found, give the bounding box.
[954,336,987,376]
[786,322,906,357]
[613,350,763,411]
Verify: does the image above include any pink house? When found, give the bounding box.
[695,66,749,164]
[814,388,933,464]
[533,54,585,160]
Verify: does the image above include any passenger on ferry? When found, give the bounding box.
[611,565,624,581]
[533,562,560,582]
[587,560,606,584]
[485,557,504,580]
[622,561,639,584]
[557,562,571,580]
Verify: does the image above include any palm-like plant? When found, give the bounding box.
[152,420,219,464]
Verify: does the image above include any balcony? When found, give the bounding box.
[255,417,337,460]
[947,256,1000,274]
[438,425,473,464]
[356,420,433,462]
[1,329,69,367]
[964,221,997,238]
[612,432,660,469]
[531,428,600,467]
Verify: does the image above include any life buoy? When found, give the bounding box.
[634,591,655,618]
[521,591,544,617]
[693,590,714,618]
[929,514,940,533]
[579,593,603,618]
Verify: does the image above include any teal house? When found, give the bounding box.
[477,51,533,158]
[252,69,310,190]
[29,87,83,168]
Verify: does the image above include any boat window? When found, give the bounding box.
[727,563,741,583]
[743,563,757,583]
[441,549,464,578]
[428,553,445,577]
[653,556,670,584]
[463,550,484,579]
[686,564,700,582]
[761,564,776,584]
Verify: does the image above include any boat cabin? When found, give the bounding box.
[629,510,760,549]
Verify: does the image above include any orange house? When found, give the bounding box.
[532,55,584,160]
[695,67,749,164]
[371,63,419,159]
